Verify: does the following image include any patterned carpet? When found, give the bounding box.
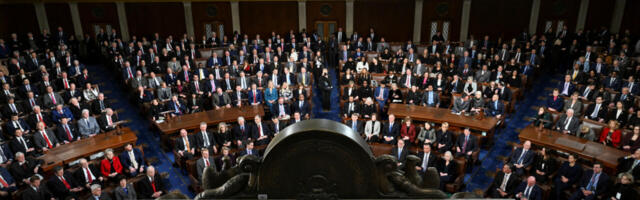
[90,60,561,197]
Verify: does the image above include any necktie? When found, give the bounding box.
[462,136,468,153]
[253,91,257,103]
[586,173,599,190]
[151,179,157,192]
[42,131,53,148]
[184,137,190,151]
[517,150,526,164]
[129,151,138,169]
[564,117,571,130]
[205,159,209,167]
[524,186,531,198]
[421,153,429,170]
[258,125,263,137]
[591,104,600,118]
[64,125,72,141]
[60,176,71,189]
[51,94,57,105]
[85,168,93,182]
[0,175,9,187]
[64,79,69,89]
[500,174,509,191]
[10,104,16,113]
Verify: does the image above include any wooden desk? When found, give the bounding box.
[518,124,628,171]
[155,105,265,134]
[39,128,137,171]
[388,104,498,133]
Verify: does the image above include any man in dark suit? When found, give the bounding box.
[73,159,103,190]
[416,144,438,174]
[455,128,478,164]
[558,75,576,96]
[27,106,51,129]
[9,152,42,187]
[269,117,287,136]
[251,116,271,146]
[137,166,164,199]
[602,73,622,91]
[514,176,542,200]
[579,84,596,101]
[554,109,588,135]
[0,143,13,167]
[166,95,187,116]
[47,166,83,199]
[486,94,505,118]
[569,163,609,200]
[55,118,79,143]
[175,129,195,163]
[91,93,111,115]
[616,149,640,179]
[247,84,263,105]
[488,164,520,198]
[271,97,291,120]
[390,139,408,168]
[238,140,260,157]
[293,94,311,119]
[381,114,400,144]
[546,89,564,112]
[232,117,251,148]
[194,122,217,154]
[509,141,535,175]
[9,130,35,156]
[346,114,364,135]
[120,143,145,177]
[421,85,440,107]
[0,166,17,197]
[33,122,59,151]
[21,176,53,200]
[3,98,23,118]
[196,148,216,182]
[97,108,119,132]
[584,96,607,122]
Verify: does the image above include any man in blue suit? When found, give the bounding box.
[120,143,145,177]
[0,143,13,167]
[569,163,610,200]
[487,94,505,119]
[546,89,564,112]
[51,104,73,124]
[514,176,542,200]
[0,166,17,198]
[374,82,389,112]
[167,95,187,116]
[206,52,222,68]
[6,115,31,135]
[557,74,575,96]
[247,84,263,106]
[509,140,534,176]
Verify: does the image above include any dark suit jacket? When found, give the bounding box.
[488,171,520,197]
[390,146,408,164]
[9,136,34,155]
[174,136,196,152]
[250,123,271,140]
[509,148,535,167]
[382,122,400,139]
[416,151,438,171]
[97,114,119,132]
[119,148,145,170]
[346,120,364,134]
[47,173,80,199]
[21,185,52,200]
[293,100,311,117]
[33,130,59,149]
[55,123,80,142]
[617,156,640,179]
[194,131,217,149]
[136,174,165,199]
[514,182,542,200]
[73,165,102,187]
[584,104,607,121]
[232,125,251,142]
[455,134,478,154]
[91,100,112,115]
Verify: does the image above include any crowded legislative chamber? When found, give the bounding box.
[1,0,640,199]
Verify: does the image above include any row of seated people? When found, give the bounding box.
[486,140,640,200]
[537,93,640,152]
[0,142,168,200]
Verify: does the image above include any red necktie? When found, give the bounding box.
[0,176,8,187]
[51,94,57,105]
[185,72,189,82]
[253,91,257,103]
[151,180,157,192]
[64,79,69,89]
[38,114,46,127]
[205,159,209,167]
[60,176,71,189]
[64,125,72,141]
[258,125,263,137]
[42,131,53,148]
[85,168,93,182]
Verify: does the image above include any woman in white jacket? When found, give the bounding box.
[364,113,381,142]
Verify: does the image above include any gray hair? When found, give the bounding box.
[91,184,101,191]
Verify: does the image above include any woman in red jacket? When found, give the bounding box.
[400,117,416,143]
[599,120,622,148]
[100,148,124,180]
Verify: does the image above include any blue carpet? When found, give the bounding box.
[311,68,341,121]
[86,64,194,197]
[464,73,562,194]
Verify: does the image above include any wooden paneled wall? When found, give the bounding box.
[239,1,298,38]
[45,3,75,36]
[192,2,233,40]
[125,2,186,38]
[353,0,414,42]
[306,1,346,33]
[0,3,39,38]
[77,3,120,37]
[469,0,532,40]
[421,0,463,42]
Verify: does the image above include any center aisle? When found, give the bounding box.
[311,68,342,121]
[464,73,562,194]
[87,64,194,197]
